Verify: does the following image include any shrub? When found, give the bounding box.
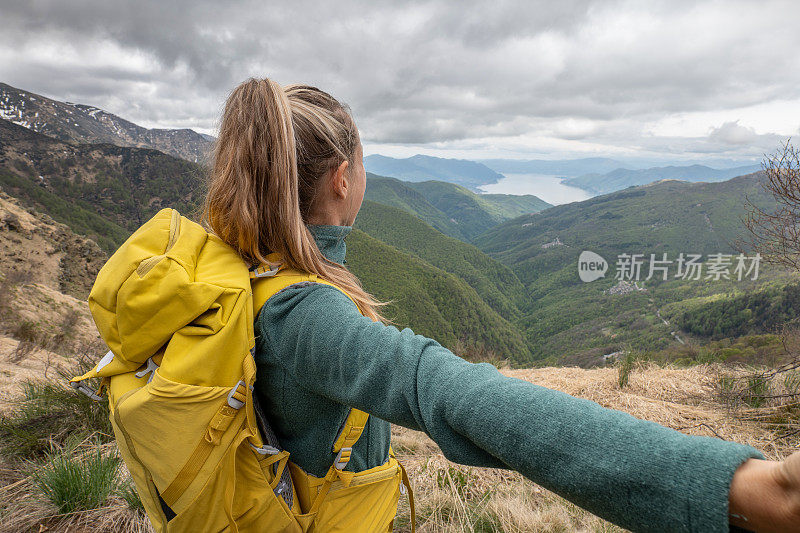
[9,320,40,363]
[31,441,120,515]
[618,351,636,388]
[48,308,83,355]
[118,481,144,513]
[0,373,111,459]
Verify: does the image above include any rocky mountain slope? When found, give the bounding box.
[0,192,105,410]
[0,82,212,162]
[0,118,204,252]
[0,190,105,299]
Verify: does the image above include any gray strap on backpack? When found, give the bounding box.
[252,394,294,508]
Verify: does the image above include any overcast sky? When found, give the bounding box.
[3,0,800,163]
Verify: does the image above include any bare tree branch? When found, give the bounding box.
[736,139,800,269]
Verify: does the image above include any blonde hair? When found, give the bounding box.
[203,77,386,322]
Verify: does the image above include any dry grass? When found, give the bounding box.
[1,480,151,533]
[1,362,794,532]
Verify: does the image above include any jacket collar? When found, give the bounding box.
[307,224,351,265]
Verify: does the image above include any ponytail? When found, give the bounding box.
[203,77,387,322]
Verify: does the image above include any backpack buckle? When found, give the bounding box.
[250,442,281,455]
[134,356,159,383]
[69,381,103,402]
[334,446,352,470]
[227,380,252,409]
[250,264,281,279]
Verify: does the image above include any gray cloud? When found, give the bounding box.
[708,121,759,145]
[2,0,799,160]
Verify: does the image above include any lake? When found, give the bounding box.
[478,173,593,205]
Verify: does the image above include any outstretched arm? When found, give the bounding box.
[261,282,770,532]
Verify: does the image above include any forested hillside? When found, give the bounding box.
[355,200,527,320]
[473,174,800,364]
[0,119,204,252]
[346,229,532,361]
[364,173,464,238]
[663,282,800,339]
[475,174,775,287]
[404,180,550,240]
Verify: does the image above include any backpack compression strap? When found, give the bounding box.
[306,407,369,515]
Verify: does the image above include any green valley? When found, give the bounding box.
[473,175,800,365]
[3,86,799,370]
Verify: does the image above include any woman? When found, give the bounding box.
[203,77,800,532]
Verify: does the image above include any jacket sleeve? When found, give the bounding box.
[258,282,764,533]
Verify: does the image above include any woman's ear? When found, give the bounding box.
[331,160,350,199]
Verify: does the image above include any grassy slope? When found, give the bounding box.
[346,229,532,363]
[355,200,527,320]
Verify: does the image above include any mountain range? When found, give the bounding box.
[0,82,212,162]
[0,84,550,360]
[365,152,763,199]
[364,154,506,190]
[479,157,628,176]
[562,164,762,195]
[2,81,797,367]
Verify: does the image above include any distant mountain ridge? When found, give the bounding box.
[562,164,762,195]
[0,82,213,163]
[479,157,628,176]
[364,154,505,190]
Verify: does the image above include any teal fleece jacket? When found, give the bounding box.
[253,224,764,533]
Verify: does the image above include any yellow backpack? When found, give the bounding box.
[70,208,415,532]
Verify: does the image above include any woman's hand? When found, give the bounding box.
[729,450,800,532]
[777,451,800,527]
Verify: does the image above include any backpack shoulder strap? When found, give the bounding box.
[251,263,362,318]
[249,260,372,513]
